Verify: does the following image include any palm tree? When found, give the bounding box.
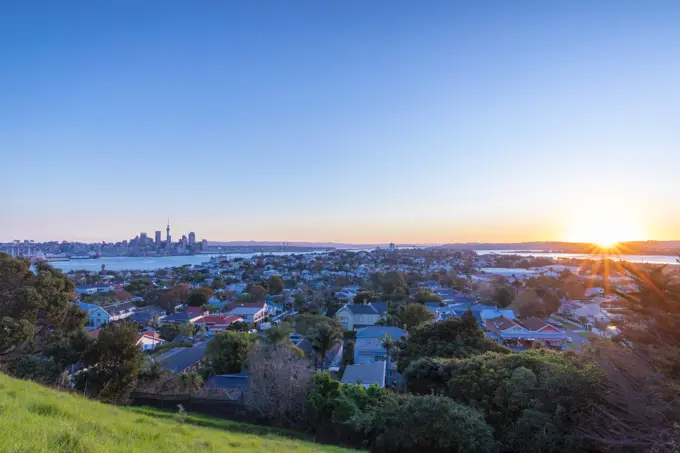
[150,315,160,348]
[174,372,204,394]
[306,322,342,371]
[382,333,394,374]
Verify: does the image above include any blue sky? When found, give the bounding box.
[1,1,679,243]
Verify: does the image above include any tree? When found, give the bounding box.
[248,284,268,301]
[404,350,604,453]
[306,321,342,371]
[228,321,249,332]
[247,344,313,426]
[74,321,142,404]
[353,291,378,305]
[0,255,85,362]
[400,303,434,330]
[341,341,355,372]
[159,322,190,342]
[205,331,257,374]
[173,371,204,394]
[211,277,225,290]
[187,291,208,307]
[616,264,680,379]
[413,289,442,304]
[305,373,497,453]
[294,314,342,335]
[382,270,409,294]
[542,290,561,315]
[137,360,169,392]
[267,275,285,295]
[494,286,515,308]
[512,289,545,318]
[396,311,508,372]
[371,394,497,453]
[263,323,292,346]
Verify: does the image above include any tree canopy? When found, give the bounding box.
[396,311,508,372]
[0,255,85,361]
[205,331,257,374]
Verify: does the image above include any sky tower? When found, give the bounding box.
[166,218,171,246]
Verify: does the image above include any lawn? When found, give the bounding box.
[0,373,358,453]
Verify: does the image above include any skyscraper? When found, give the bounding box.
[140,232,148,247]
[155,231,162,246]
[166,219,171,246]
[188,232,196,245]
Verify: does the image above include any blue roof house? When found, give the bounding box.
[74,302,110,330]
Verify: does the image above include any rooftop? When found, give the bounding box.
[341,361,386,387]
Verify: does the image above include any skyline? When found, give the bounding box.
[2,1,680,244]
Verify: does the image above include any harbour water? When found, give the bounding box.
[476,250,679,265]
[44,249,679,272]
[48,251,316,272]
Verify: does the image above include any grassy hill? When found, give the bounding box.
[0,373,357,453]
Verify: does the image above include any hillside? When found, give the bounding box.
[0,373,357,453]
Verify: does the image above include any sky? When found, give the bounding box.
[1,1,679,244]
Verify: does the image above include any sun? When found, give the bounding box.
[565,216,646,247]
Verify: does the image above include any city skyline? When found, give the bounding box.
[2,1,680,244]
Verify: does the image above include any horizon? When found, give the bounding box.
[3,1,680,244]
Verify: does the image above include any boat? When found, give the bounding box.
[45,254,70,262]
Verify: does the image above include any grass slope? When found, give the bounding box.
[0,373,356,453]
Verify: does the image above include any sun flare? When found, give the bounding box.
[565,216,646,247]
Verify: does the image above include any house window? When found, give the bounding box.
[375,356,385,361]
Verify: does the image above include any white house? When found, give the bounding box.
[226,302,267,324]
[102,301,137,322]
[137,331,165,351]
[334,302,387,331]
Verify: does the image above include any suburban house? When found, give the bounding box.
[102,301,137,322]
[341,361,387,388]
[226,301,267,324]
[192,315,243,335]
[74,302,110,329]
[485,316,567,350]
[160,312,192,324]
[127,305,167,326]
[159,343,207,374]
[136,331,165,351]
[353,326,407,365]
[74,284,115,295]
[335,302,388,331]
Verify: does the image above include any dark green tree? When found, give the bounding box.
[74,321,142,404]
[267,275,285,295]
[306,321,342,371]
[494,286,515,308]
[205,331,257,374]
[0,255,86,362]
[187,291,208,307]
[159,322,190,342]
[396,310,508,372]
[400,303,434,330]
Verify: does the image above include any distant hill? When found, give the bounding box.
[0,373,357,453]
[440,241,680,256]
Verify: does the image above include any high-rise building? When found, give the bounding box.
[154,231,162,245]
[181,235,188,246]
[201,239,208,251]
[166,219,171,246]
[140,232,148,247]
[188,232,196,245]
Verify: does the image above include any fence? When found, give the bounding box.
[130,391,255,421]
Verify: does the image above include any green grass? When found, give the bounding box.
[0,373,358,453]
[578,331,597,340]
